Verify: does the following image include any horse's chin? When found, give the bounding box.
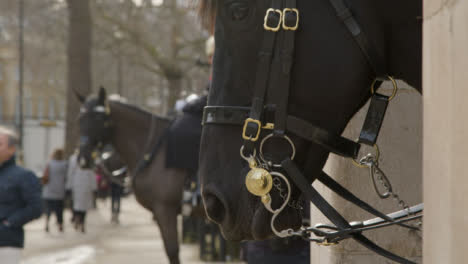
[251,206,275,240]
[216,206,273,241]
[251,204,303,240]
[218,225,253,241]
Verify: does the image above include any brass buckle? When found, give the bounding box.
[282,8,299,30]
[242,119,275,142]
[243,118,262,142]
[264,8,283,32]
[317,240,337,246]
[262,123,275,130]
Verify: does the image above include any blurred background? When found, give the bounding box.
[0,0,210,174]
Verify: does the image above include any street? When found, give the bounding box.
[21,196,239,264]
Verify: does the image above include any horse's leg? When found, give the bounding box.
[154,205,180,264]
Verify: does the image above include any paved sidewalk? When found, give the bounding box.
[21,196,242,264]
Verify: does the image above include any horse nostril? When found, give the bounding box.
[203,192,226,224]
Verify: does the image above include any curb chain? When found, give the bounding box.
[359,154,412,216]
[273,176,304,210]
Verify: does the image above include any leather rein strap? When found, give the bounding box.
[133,119,174,177]
[202,0,416,263]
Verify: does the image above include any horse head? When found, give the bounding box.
[77,86,113,169]
[198,0,421,241]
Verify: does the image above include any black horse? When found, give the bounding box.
[77,87,203,264]
[198,0,421,263]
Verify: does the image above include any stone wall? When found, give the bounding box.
[423,0,468,263]
[311,82,422,263]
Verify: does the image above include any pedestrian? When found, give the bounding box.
[110,181,123,223]
[0,126,42,264]
[65,150,79,223]
[42,148,68,232]
[70,160,97,233]
[95,168,109,201]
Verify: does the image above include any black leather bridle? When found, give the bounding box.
[79,103,114,167]
[202,0,422,263]
[79,102,173,178]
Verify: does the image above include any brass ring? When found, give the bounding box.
[370,76,398,101]
[351,144,380,168]
[259,134,296,168]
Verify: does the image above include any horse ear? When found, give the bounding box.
[98,86,107,105]
[73,88,86,103]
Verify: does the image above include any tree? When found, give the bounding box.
[65,0,92,155]
[93,0,209,113]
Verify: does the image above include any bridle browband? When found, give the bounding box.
[202,1,422,263]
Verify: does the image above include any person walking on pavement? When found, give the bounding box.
[70,156,97,233]
[110,181,123,223]
[42,148,68,233]
[0,126,42,264]
[65,150,79,223]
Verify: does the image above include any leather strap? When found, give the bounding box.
[282,158,416,264]
[286,116,360,158]
[133,119,173,176]
[202,106,250,126]
[317,171,418,230]
[202,106,361,158]
[328,0,386,78]
[243,0,283,143]
[268,0,297,135]
[358,93,389,145]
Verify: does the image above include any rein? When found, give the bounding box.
[95,152,128,187]
[133,118,174,176]
[202,0,422,263]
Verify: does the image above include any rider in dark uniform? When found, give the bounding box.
[166,95,207,177]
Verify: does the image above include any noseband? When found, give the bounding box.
[202,0,422,263]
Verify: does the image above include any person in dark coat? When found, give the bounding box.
[110,181,123,223]
[0,126,42,264]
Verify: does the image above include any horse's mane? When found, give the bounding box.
[198,0,217,30]
[110,100,172,123]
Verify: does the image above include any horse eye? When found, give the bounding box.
[228,2,249,21]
